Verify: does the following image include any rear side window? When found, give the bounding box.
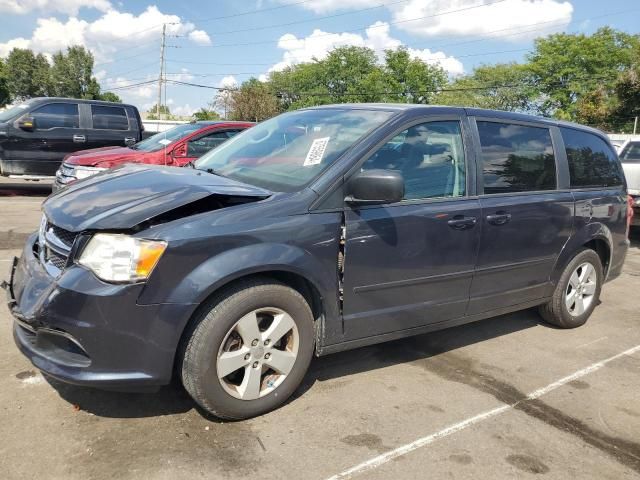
[620,142,640,163]
[91,105,129,130]
[561,128,623,187]
[31,103,79,129]
[477,121,556,194]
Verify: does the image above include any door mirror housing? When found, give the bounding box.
[18,116,35,131]
[172,143,188,158]
[345,169,404,205]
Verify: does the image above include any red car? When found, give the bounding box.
[53,121,253,190]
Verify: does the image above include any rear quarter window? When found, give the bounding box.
[91,105,129,130]
[560,127,623,188]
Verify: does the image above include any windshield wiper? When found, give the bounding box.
[185,160,195,168]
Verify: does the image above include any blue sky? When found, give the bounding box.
[0,0,638,116]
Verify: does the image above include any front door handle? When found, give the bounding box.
[486,212,511,226]
[447,215,477,230]
[73,135,86,143]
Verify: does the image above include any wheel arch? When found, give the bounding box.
[550,221,613,291]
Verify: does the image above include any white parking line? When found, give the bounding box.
[326,344,640,480]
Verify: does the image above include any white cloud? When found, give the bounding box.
[167,68,194,82]
[0,0,111,15]
[390,0,573,39]
[104,76,155,99]
[0,37,30,57]
[274,0,372,13]
[0,5,212,62]
[172,104,196,117]
[268,21,464,76]
[218,75,238,89]
[188,29,211,45]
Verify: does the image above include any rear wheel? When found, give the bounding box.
[539,248,603,328]
[181,278,315,420]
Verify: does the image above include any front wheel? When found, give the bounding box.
[181,278,315,420]
[539,248,603,328]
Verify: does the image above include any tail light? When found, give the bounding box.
[628,195,635,236]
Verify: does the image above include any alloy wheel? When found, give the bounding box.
[216,307,299,400]
[565,262,597,316]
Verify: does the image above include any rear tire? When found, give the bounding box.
[181,278,315,420]
[538,248,603,328]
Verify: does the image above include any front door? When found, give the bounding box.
[6,102,81,176]
[467,119,573,315]
[342,119,481,341]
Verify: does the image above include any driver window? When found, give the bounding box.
[362,121,466,200]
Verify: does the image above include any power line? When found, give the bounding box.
[195,0,321,23]
[177,0,413,36]
[172,0,511,49]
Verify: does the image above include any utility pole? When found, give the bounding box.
[157,24,166,120]
[634,116,638,135]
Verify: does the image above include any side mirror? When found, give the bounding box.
[172,143,188,158]
[18,116,35,131]
[345,169,404,205]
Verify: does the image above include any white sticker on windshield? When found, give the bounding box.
[303,137,330,166]
[158,138,172,146]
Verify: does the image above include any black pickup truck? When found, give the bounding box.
[0,97,143,178]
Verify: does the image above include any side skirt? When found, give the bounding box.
[318,297,550,356]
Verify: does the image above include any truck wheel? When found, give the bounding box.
[181,278,315,420]
[538,248,603,329]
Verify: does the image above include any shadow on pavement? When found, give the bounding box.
[0,179,51,197]
[46,308,543,420]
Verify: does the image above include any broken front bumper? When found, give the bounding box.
[3,234,195,390]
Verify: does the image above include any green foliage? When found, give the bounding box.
[527,27,640,119]
[226,78,279,121]
[193,108,221,121]
[146,104,172,120]
[5,48,51,100]
[264,45,448,115]
[50,46,100,99]
[436,63,535,112]
[98,91,122,103]
[0,59,10,106]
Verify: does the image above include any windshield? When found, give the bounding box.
[0,103,32,123]
[620,142,640,163]
[195,109,393,192]
[133,123,205,152]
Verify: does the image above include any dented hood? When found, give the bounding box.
[44,164,271,232]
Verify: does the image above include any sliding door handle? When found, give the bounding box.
[486,212,511,226]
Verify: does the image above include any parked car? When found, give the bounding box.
[53,121,253,191]
[619,140,640,225]
[0,98,143,178]
[4,105,631,420]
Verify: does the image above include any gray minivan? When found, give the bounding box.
[4,104,631,419]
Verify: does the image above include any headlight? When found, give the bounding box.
[78,234,167,283]
[74,166,108,180]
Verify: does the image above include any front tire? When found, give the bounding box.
[539,248,603,328]
[181,278,315,420]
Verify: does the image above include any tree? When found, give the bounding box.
[379,48,448,104]
[50,46,101,99]
[436,63,535,112]
[98,91,122,103]
[193,107,220,121]
[228,78,279,121]
[5,48,50,100]
[0,59,10,107]
[146,104,172,120]
[527,27,640,119]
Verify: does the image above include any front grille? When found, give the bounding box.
[47,249,68,270]
[39,217,78,275]
[49,224,76,248]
